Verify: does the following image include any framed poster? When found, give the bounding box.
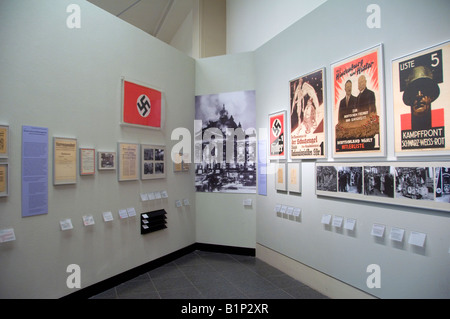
[121,77,164,130]
[118,142,139,181]
[290,68,326,159]
[331,44,385,157]
[141,144,165,180]
[98,151,116,170]
[275,162,287,191]
[0,163,8,197]
[0,125,9,158]
[315,162,449,212]
[287,162,301,193]
[392,40,450,156]
[53,137,77,185]
[268,111,287,160]
[79,148,95,176]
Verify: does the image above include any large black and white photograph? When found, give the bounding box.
[194,90,256,193]
[337,166,362,194]
[395,166,434,201]
[364,166,394,198]
[316,165,337,192]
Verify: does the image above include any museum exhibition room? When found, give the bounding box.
[0,0,449,302]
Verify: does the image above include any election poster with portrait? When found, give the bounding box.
[331,45,385,157]
[290,68,326,159]
[392,40,450,156]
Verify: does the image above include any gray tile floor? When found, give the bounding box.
[90,250,329,299]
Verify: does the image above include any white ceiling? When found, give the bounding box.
[87,0,194,44]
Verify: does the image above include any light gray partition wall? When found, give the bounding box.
[195,52,257,248]
[254,0,450,298]
[0,0,196,298]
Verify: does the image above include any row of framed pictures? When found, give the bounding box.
[52,138,167,184]
[315,162,450,212]
[268,40,450,160]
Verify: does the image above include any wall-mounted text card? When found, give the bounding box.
[332,216,343,227]
[103,211,114,222]
[119,209,128,219]
[321,214,332,225]
[371,224,385,237]
[183,198,190,206]
[82,215,95,226]
[127,207,136,217]
[344,218,356,231]
[408,231,426,247]
[389,227,405,242]
[60,219,73,231]
[160,190,168,198]
[140,193,149,201]
[292,208,301,217]
[0,228,16,243]
[175,200,182,208]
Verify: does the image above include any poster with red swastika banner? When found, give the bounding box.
[121,78,162,129]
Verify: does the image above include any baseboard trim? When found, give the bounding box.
[256,243,377,299]
[61,242,255,299]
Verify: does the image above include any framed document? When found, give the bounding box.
[118,142,139,181]
[53,137,77,185]
[0,163,9,197]
[290,68,326,159]
[141,144,165,180]
[0,125,9,158]
[275,162,287,191]
[98,151,116,170]
[79,148,95,176]
[287,162,302,193]
[268,111,287,160]
[121,77,164,130]
[331,44,385,158]
[392,40,450,156]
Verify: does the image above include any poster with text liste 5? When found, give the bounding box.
[331,45,385,157]
[392,40,450,156]
[290,68,326,159]
[268,111,286,160]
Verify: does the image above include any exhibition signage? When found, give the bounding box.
[22,125,48,217]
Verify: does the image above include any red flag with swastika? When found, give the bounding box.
[122,79,162,128]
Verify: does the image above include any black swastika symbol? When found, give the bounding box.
[137,95,151,117]
[272,119,282,137]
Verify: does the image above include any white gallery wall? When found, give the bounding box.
[226,0,327,54]
[253,0,450,298]
[0,0,196,298]
[1,0,449,300]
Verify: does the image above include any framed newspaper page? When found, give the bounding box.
[392,40,450,156]
[268,110,287,160]
[290,68,326,159]
[331,44,385,158]
[53,137,77,185]
[79,148,95,176]
[0,125,9,158]
[118,142,139,181]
